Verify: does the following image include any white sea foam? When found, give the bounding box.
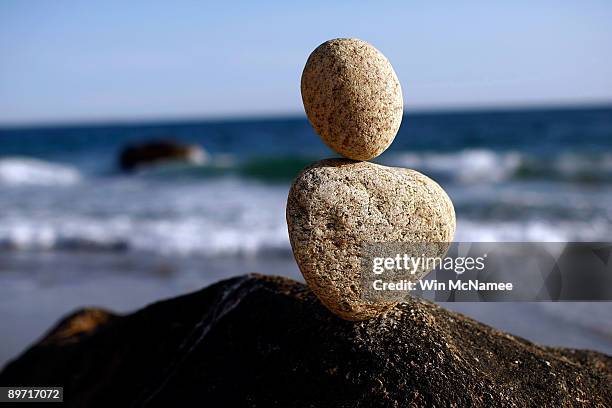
[456,218,611,242]
[386,149,522,183]
[0,164,609,256]
[0,177,291,256]
[0,158,81,186]
[0,212,608,255]
[0,216,290,256]
[387,149,612,184]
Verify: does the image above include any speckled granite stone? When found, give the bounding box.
[301,38,403,160]
[286,159,455,320]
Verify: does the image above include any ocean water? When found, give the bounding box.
[2,107,612,253]
[1,106,612,366]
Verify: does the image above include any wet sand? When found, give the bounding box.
[1,251,610,368]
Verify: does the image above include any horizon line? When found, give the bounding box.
[1,100,612,131]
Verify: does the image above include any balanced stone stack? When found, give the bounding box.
[287,38,455,320]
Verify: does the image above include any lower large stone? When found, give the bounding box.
[1,274,610,407]
[286,159,456,320]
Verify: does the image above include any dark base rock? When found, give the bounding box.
[1,274,610,407]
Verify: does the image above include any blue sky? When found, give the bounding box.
[1,1,611,125]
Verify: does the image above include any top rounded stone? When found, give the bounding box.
[301,38,403,161]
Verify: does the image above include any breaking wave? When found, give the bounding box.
[387,149,612,184]
[0,157,82,186]
[125,150,612,185]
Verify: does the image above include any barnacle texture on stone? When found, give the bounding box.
[301,38,403,160]
[286,159,456,320]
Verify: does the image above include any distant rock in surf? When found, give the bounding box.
[1,274,610,407]
[118,140,207,171]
